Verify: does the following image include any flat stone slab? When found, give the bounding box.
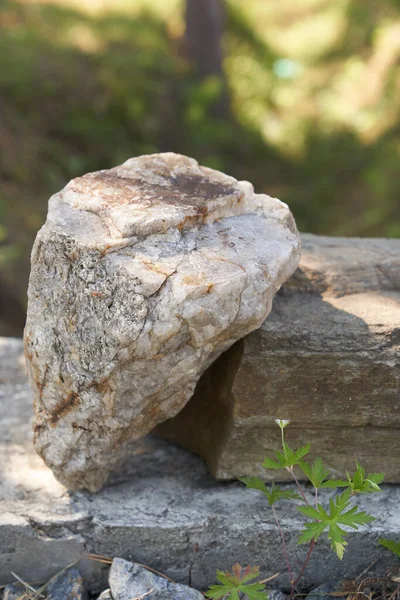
[0,338,399,594]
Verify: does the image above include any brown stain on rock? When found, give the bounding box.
[182,274,207,286]
[70,172,239,210]
[49,392,80,426]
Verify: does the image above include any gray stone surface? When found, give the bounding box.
[96,590,112,600]
[46,567,87,599]
[3,583,27,600]
[109,558,203,599]
[24,152,300,491]
[266,590,289,600]
[0,338,399,595]
[306,582,341,600]
[2,569,87,600]
[157,234,400,481]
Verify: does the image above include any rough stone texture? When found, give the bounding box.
[3,583,26,600]
[0,338,399,594]
[266,590,289,600]
[2,569,87,600]
[108,558,204,599]
[24,153,300,491]
[96,591,112,600]
[306,583,340,600]
[46,567,87,599]
[156,234,400,481]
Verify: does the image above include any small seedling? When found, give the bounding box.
[205,564,268,600]
[207,419,384,599]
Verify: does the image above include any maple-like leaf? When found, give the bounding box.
[262,442,310,470]
[345,462,384,494]
[297,488,375,559]
[205,564,268,600]
[240,478,301,506]
[299,457,331,489]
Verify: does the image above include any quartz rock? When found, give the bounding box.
[24,153,300,491]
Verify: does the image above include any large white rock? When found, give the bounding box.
[24,153,300,491]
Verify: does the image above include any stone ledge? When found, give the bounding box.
[157,233,400,481]
[0,338,399,594]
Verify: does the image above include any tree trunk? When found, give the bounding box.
[185,0,230,117]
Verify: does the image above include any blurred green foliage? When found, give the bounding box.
[0,0,399,331]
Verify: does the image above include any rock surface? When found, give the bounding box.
[108,558,203,599]
[46,567,87,599]
[0,338,399,593]
[97,590,112,600]
[24,153,300,491]
[3,583,26,600]
[306,582,342,600]
[157,234,400,481]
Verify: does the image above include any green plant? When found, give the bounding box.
[205,564,269,600]
[379,538,400,559]
[207,419,384,599]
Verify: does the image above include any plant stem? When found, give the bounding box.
[290,538,316,597]
[272,505,294,585]
[315,487,318,509]
[280,425,289,461]
[287,467,311,507]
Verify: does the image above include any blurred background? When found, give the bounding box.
[1,0,400,336]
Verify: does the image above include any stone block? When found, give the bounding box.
[156,234,400,481]
[0,338,399,594]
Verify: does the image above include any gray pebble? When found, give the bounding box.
[46,567,87,600]
[109,558,203,600]
[3,583,28,600]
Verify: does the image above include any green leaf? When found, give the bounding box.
[239,477,269,496]
[299,457,331,489]
[346,462,385,494]
[297,488,375,559]
[320,479,349,489]
[206,584,236,599]
[298,521,327,544]
[240,478,301,506]
[205,565,268,600]
[379,538,400,559]
[266,483,302,506]
[262,457,282,470]
[337,506,375,528]
[297,505,324,521]
[244,585,270,600]
[262,443,310,471]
